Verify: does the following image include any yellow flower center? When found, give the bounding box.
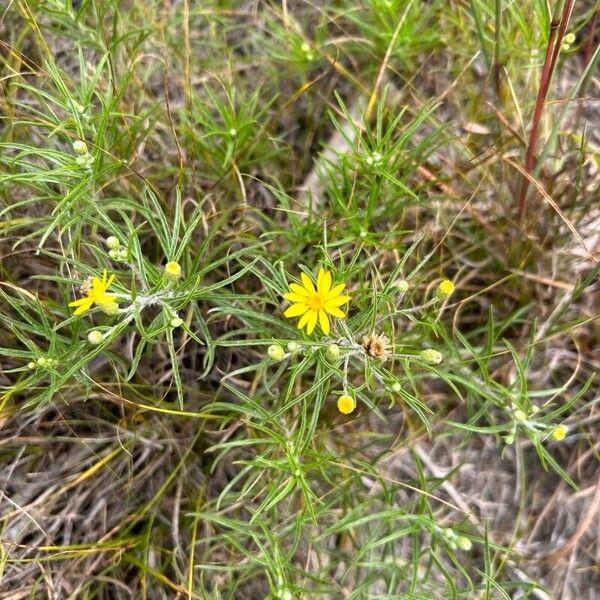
[308,293,326,310]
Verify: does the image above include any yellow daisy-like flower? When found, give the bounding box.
[69,270,116,316]
[283,268,351,335]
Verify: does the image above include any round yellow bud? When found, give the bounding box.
[552,424,567,441]
[436,279,455,299]
[27,361,36,369]
[165,261,181,280]
[170,317,183,328]
[337,394,355,415]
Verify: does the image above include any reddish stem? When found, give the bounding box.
[517,1,575,221]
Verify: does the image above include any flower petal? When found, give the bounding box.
[306,310,318,335]
[289,283,310,297]
[318,310,330,335]
[326,283,346,299]
[300,272,316,294]
[324,306,346,318]
[325,294,351,307]
[72,300,92,315]
[283,292,309,303]
[284,303,309,318]
[68,297,90,307]
[96,293,117,305]
[317,268,332,295]
[297,309,313,330]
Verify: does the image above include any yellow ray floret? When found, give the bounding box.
[69,270,116,316]
[283,268,351,335]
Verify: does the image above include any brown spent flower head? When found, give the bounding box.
[362,333,390,362]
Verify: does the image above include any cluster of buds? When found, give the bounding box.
[365,151,383,167]
[106,236,127,262]
[504,402,568,445]
[439,527,472,551]
[300,41,314,62]
[28,357,58,369]
[72,139,94,171]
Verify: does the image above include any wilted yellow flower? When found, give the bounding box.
[337,394,355,415]
[283,268,350,335]
[69,270,116,316]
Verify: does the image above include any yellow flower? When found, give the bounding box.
[436,279,455,299]
[165,261,181,280]
[337,394,355,415]
[552,424,567,441]
[69,270,116,316]
[283,268,350,335]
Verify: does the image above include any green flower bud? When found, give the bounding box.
[420,349,442,365]
[390,382,402,393]
[325,343,340,361]
[563,32,575,45]
[395,279,409,293]
[514,409,527,422]
[106,236,120,250]
[108,249,119,259]
[36,357,48,367]
[100,302,120,316]
[287,341,300,353]
[457,536,472,551]
[72,140,88,155]
[170,317,183,328]
[268,344,285,361]
[504,433,515,445]
[27,361,36,369]
[87,330,104,345]
[117,248,128,260]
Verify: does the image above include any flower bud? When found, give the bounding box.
[72,140,88,155]
[420,349,442,365]
[563,32,576,45]
[513,409,527,422]
[100,302,119,316]
[87,330,104,345]
[117,248,128,260]
[287,341,300,353]
[325,343,340,361]
[170,317,183,328]
[106,236,120,250]
[436,279,455,299]
[395,279,409,293]
[390,382,402,393]
[504,433,515,445]
[457,536,472,551]
[552,424,567,441]
[27,361,36,369]
[337,394,355,415]
[165,261,181,280]
[36,357,48,367]
[267,344,285,361]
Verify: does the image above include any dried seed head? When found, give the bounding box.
[362,333,390,362]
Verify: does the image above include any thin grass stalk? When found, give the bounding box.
[517,0,574,221]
